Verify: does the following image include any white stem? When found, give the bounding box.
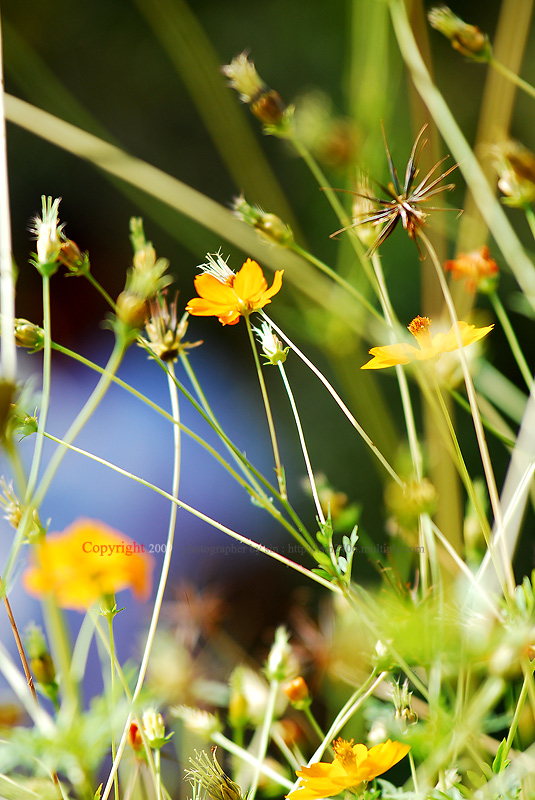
[0,12,16,381]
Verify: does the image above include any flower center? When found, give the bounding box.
[333,738,356,769]
[408,315,433,349]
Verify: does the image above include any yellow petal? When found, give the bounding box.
[233,258,267,302]
[431,321,494,354]
[358,740,411,781]
[361,343,419,369]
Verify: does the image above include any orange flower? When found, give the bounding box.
[186,254,283,326]
[361,315,493,370]
[287,738,410,800]
[444,245,498,293]
[23,519,154,611]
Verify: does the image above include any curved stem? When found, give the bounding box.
[262,312,404,488]
[248,678,279,800]
[3,338,126,591]
[419,230,514,595]
[490,56,535,101]
[38,431,338,593]
[25,274,52,502]
[290,242,383,322]
[489,290,532,391]
[278,362,325,527]
[245,315,286,498]
[0,12,16,383]
[107,613,120,800]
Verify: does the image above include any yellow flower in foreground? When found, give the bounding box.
[287,738,410,800]
[361,315,493,370]
[186,253,283,326]
[23,519,154,611]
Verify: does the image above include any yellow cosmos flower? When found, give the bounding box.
[361,315,493,370]
[186,253,283,326]
[23,519,154,611]
[287,738,410,800]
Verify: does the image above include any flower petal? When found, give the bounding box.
[431,321,494,354]
[233,258,267,302]
[361,343,419,369]
[192,274,235,304]
[359,740,411,781]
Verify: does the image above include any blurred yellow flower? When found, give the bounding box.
[361,315,493,370]
[287,738,410,800]
[186,254,283,326]
[23,519,153,611]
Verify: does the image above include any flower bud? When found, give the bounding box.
[428,6,491,61]
[491,141,535,208]
[29,196,64,275]
[128,721,143,753]
[283,677,310,710]
[142,709,173,749]
[116,292,149,330]
[59,239,90,276]
[172,705,221,739]
[253,322,289,366]
[265,626,295,682]
[233,196,294,247]
[13,318,44,351]
[222,53,286,126]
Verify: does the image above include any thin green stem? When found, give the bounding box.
[504,658,535,756]
[245,315,286,498]
[154,749,162,800]
[408,751,419,793]
[39,431,339,593]
[489,290,532,391]
[290,242,383,322]
[53,337,313,545]
[43,597,78,714]
[307,670,387,766]
[84,271,117,310]
[303,705,327,744]
[370,252,422,480]
[2,338,126,591]
[278,362,324,527]
[490,56,535,101]
[179,349,272,501]
[248,678,279,800]
[419,230,514,595]
[448,387,516,448]
[0,12,16,383]
[288,135,379,292]
[107,612,120,800]
[25,274,52,501]
[211,731,294,790]
[33,338,124,510]
[262,312,404,488]
[525,206,535,242]
[432,378,492,544]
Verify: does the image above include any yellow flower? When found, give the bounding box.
[23,519,154,611]
[361,315,493,370]
[287,738,410,800]
[186,254,283,326]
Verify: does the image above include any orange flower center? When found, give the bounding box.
[333,738,356,769]
[408,315,432,349]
